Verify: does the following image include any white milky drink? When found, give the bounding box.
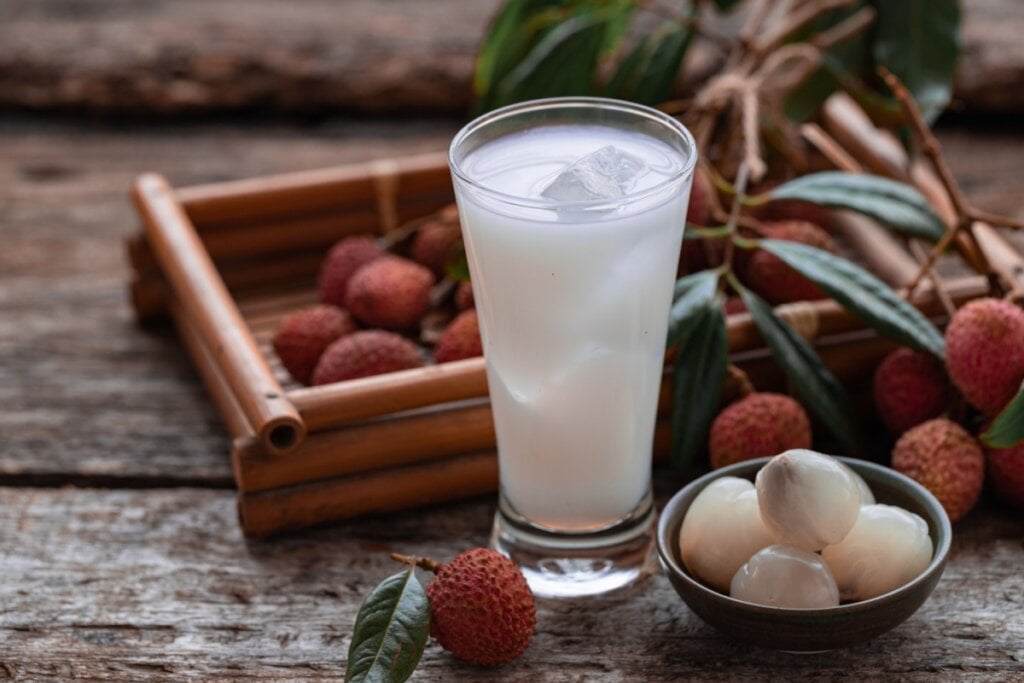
[454,123,691,532]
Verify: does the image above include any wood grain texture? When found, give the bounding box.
[0,0,1022,116]
[0,486,1021,680]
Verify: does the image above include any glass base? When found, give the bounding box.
[490,489,657,599]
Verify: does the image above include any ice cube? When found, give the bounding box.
[541,145,647,202]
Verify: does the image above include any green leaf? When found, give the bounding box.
[668,270,720,347]
[981,382,1024,449]
[445,244,470,282]
[670,299,728,471]
[872,0,961,125]
[492,11,609,108]
[739,287,859,454]
[605,21,692,106]
[759,239,945,358]
[765,171,946,242]
[473,0,572,112]
[345,568,430,683]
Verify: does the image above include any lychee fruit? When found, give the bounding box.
[686,166,713,227]
[891,418,984,522]
[872,347,949,434]
[311,330,423,385]
[410,220,461,278]
[425,548,535,666]
[454,280,474,311]
[744,220,837,304]
[271,305,357,385]
[752,198,834,231]
[344,257,434,331]
[945,298,1024,415]
[708,393,812,469]
[985,440,1024,510]
[435,309,483,363]
[318,236,385,307]
[678,236,727,275]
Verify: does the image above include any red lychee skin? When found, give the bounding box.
[723,296,747,316]
[410,220,461,278]
[435,310,482,363]
[752,199,834,231]
[678,236,727,275]
[318,237,385,307]
[744,220,836,305]
[311,330,423,385]
[891,418,984,523]
[426,548,535,666]
[454,280,474,311]
[873,347,949,435]
[945,298,1024,415]
[985,441,1024,510]
[708,393,812,469]
[686,166,713,227]
[271,305,357,385]
[344,257,434,331]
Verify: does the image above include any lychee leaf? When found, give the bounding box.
[759,239,946,358]
[604,20,693,107]
[668,270,720,347]
[763,172,946,242]
[739,287,860,455]
[669,297,727,471]
[982,382,1024,449]
[345,567,430,683]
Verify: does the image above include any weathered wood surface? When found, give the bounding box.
[1,487,1022,680]
[1,117,1023,678]
[1,0,1022,116]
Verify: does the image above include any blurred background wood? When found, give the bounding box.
[0,0,1021,117]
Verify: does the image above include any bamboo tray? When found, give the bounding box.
[126,147,1020,537]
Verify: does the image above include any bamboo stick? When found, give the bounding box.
[178,152,450,229]
[829,212,922,288]
[132,173,305,455]
[237,451,499,537]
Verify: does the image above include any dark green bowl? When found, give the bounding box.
[656,456,952,652]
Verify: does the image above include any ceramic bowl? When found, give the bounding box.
[656,456,952,652]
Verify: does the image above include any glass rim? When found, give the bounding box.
[448,96,698,211]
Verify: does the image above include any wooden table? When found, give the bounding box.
[1,116,1022,680]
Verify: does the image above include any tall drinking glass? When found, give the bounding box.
[448,97,697,598]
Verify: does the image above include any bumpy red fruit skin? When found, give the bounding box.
[454,280,474,311]
[272,305,357,385]
[311,330,422,385]
[945,298,1024,415]
[435,310,482,363]
[410,220,461,278]
[985,441,1024,510]
[873,347,949,434]
[686,167,713,227]
[708,393,812,469]
[318,237,385,307]
[426,548,535,666]
[344,257,434,331]
[891,418,984,522]
[744,220,836,305]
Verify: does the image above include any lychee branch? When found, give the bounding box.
[390,553,440,573]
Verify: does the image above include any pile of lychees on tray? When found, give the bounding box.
[271,208,479,387]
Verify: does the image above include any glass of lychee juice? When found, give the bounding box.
[448,97,696,598]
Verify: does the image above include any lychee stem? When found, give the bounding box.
[728,363,755,397]
[390,552,440,573]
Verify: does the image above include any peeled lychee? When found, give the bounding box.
[945,298,1024,415]
[311,330,423,385]
[891,418,984,522]
[730,544,840,609]
[821,504,933,601]
[708,393,812,469]
[756,450,862,551]
[271,305,357,385]
[410,220,462,278]
[426,548,535,666]
[679,477,776,592]
[985,440,1024,510]
[873,347,949,434]
[744,220,837,304]
[435,309,482,363]
[454,280,475,311]
[318,236,385,307]
[344,257,434,331]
